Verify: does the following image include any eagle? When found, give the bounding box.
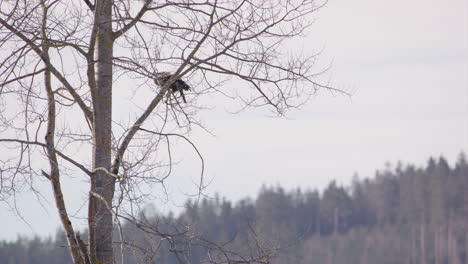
[154,72,190,103]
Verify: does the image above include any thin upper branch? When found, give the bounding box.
[0,17,94,124]
[113,0,152,40]
[111,0,219,175]
[0,139,92,177]
[83,0,95,11]
[0,68,46,87]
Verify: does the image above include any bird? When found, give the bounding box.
[154,72,190,103]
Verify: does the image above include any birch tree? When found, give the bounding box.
[0,0,340,263]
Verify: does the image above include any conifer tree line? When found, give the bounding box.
[1,154,467,264]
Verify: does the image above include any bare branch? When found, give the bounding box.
[40,2,84,262]
[139,127,205,191]
[83,0,95,11]
[0,17,94,124]
[0,139,92,177]
[0,68,46,87]
[113,0,152,40]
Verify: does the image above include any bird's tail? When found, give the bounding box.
[180,90,187,103]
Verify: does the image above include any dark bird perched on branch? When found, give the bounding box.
[154,72,190,103]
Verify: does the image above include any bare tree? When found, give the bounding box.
[0,0,341,263]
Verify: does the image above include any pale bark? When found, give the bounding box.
[464,183,468,264]
[420,220,426,264]
[411,227,416,264]
[466,219,468,264]
[40,2,84,263]
[91,0,115,263]
[448,213,452,264]
[435,228,439,264]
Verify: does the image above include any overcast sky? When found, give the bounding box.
[2,0,468,241]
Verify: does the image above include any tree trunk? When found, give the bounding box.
[435,228,439,264]
[420,220,426,264]
[463,182,468,264]
[363,234,369,264]
[448,213,452,264]
[91,0,115,263]
[465,221,468,264]
[41,4,84,263]
[412,227,416,264]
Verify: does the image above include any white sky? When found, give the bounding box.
[1,0,468,241]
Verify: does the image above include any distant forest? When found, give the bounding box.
[1,154,467,264]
